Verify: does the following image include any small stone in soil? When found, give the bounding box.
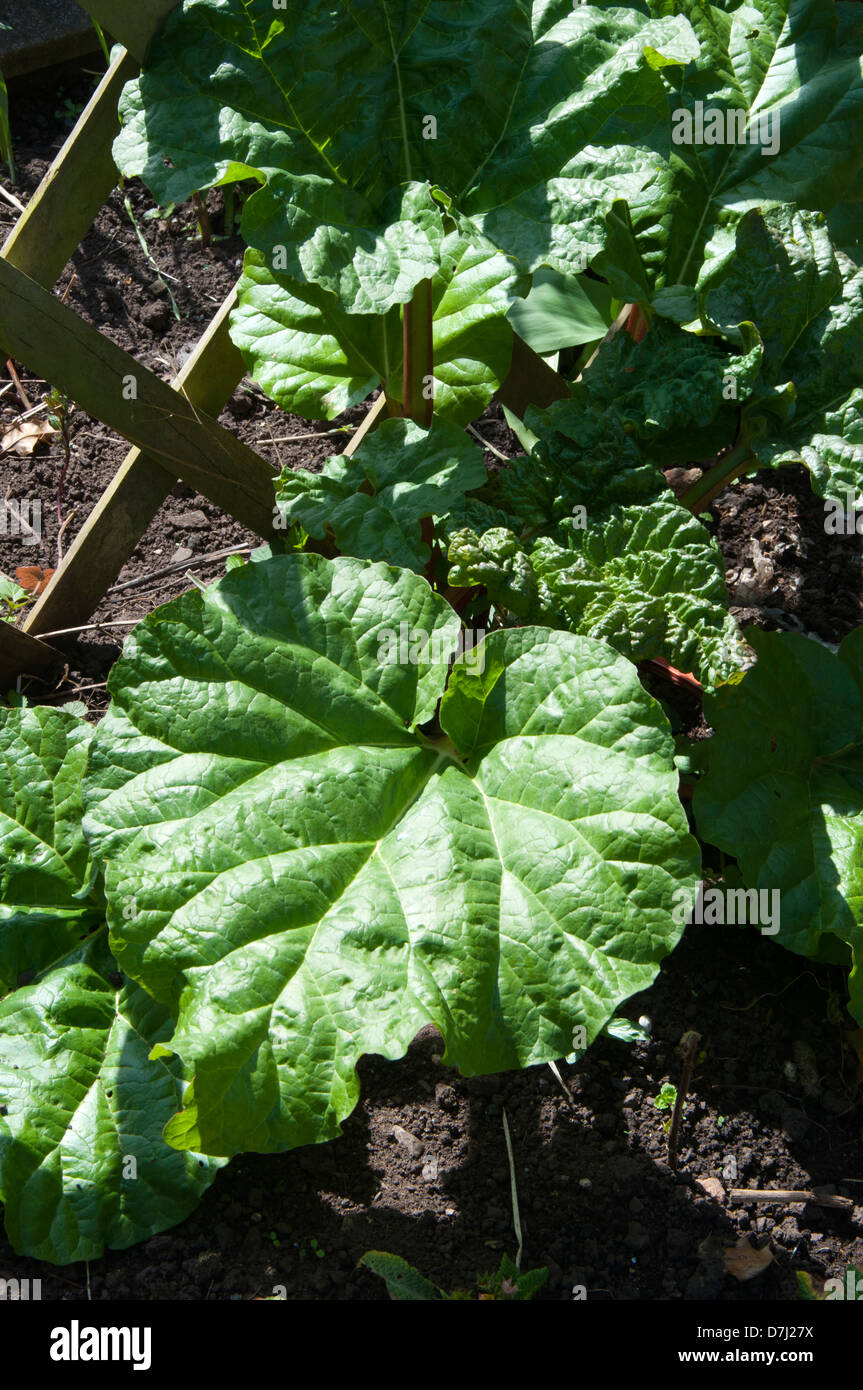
[170,509,210,531]
[141,301,171,334]
[435,1083,458,1112]
[696,1177,725,1201]
[625,1221,651,1251]
[392,1124,424,1157]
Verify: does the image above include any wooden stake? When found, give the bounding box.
[1,49,139,287]
[729,1190,854,1212]
[0,260,274,535]
[22,294,249,639]
[0,624,64,686]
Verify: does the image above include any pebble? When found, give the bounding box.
[434,1084,458,1113]
[392,1124,424,1157]
[141,301,171,334]
[170,509,210,531]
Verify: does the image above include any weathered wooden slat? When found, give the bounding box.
[1,0,388,661]
[1,49,138,287]
[75,0,180,63]
[343,392,388,458]
[0,0,257,674]
[0,259,275,536]
[22,452,175,640]
[25,336,389,639]
[0,38,254,642]
[0,623,64,688]
[23,294,249,638]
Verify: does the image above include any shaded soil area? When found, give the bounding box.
[1,69,861,1302]
[2,928,862,1302]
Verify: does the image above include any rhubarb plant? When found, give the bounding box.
[114,0,701,418]
[113,0,863,423]
[4,0,863,1271]
[0,555,699,1258]
[82,555,699,1158]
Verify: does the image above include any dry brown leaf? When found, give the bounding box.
[724,1236,774,1282]
[1,420,58,456]
[15,566,55,596]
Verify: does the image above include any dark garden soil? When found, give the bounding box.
[1,69,861,1303]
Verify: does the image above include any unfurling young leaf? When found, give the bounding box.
[275,417,485,571]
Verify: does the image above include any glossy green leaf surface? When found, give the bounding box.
[275,418,486,571]
[0,708,223,1265]
[82,554,699,1157]
[0,708,100,994]
[621,0,863,290]
[232,229,523,424]
[694,627,863,1020]
[116,0,699,311]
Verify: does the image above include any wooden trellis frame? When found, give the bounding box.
[0,0,564,688]
[0,0,384,687]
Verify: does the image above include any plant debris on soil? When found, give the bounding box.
[1,69,861,1302]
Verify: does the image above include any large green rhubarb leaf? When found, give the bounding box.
[0,933,224,1264]
[617,0,863,291]
[116,1,698,311]
[698,206,863,497]
[275,417,485,571]
[755,255,863,497]
[553,313,761,462]
[82,554,699,1157]
[0,707,101,994]
[700,207,843,376]
[232,228,524,425]
[0,707,223,1265]
[693,627,863,1021]
[229,251,403,422]
[530,501,749,683]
